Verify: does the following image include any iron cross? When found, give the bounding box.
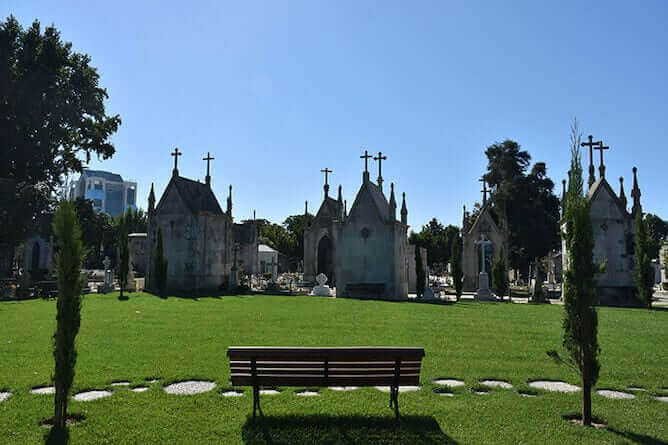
[595,143,610,178]
[580,135,601,187]
[320,168,332,186]
[374,151,387,177]
[479,177,489,205]
[360,149,373,172]
[203,152,214,177]
[171,147,182,171]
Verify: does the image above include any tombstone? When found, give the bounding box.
[422,286,435,300]
[474,235,493,300]
[311,273,332,297]
[99,256,114,294]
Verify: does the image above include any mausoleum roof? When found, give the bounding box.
[587,177,628,217]
[167,176,224,215]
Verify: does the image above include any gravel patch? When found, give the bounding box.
[30,386,55,395]
[131,387,149,393]
[375,386,421,393]
[480,380,513,389]
[596,389,635,399]
[528,380,580,393]
[163,380,216,395]
[110,381,130,387]
[295,390,319,396]
[221,390,244,397]
[433,379,465,387]
[653,396,668,403]
[0,392,12,403]
[329,386,358,391]
[73,390,112,401]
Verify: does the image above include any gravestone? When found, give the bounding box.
[474,235,493,300]
[99,256,114,293]
[311,273,332,297]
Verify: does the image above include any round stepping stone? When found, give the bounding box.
[0,392,12,403]
[596,389,635,399]
[329,386,358,391]
[518,390,537,398]
[473,388,491,395]
[259,389,280,395]
[146,379,159,383]
[433,379,465,387]
[110,381,130,387]
[480,380,513,389]
[131,386,149,393]
[654,396,668,403]
[432,388,454,397]
[295,390,319,396]
[375,386,421,393]
[628,386,646,392]
[30,386,55,395]
[73,390,112,401]
[163,381,216,395]
[221,390,244,397]
[528,380,580,393]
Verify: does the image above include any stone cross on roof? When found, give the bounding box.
[203,152,214,186]
[581,135,601,188]
[595,143,609,179]
[373,151,387,190]
[320,168,332,197]
[171,147,182,176]
[360,149,372,172]
[479,177,489,205]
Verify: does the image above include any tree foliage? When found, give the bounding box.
[415,246,425,297]
[0,16,121,264]
[633,212,655,309]
[482,140,560,277]
[492,247,508,299]
[451,234,463,301]
[51,200,84,428]
[644,213,668,260]
[258,213,314,271]
[551,120,600,427]
[409,218,460,272]
[153,227,168,297]
[117,211,129,299]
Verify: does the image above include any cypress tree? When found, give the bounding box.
[52,200,84,428]
[117,211,129,300]
[633,212,654,309]
[550,123,600,426]
[415,247,425,298]
[492,247,508,300]
[451,234,463,301]
[153,227,168,296]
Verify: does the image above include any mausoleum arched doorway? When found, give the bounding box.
[31,242,41,272]
[317,235,335,286]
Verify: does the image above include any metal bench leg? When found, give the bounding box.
[393,387,399,419]
[253,384,258,419]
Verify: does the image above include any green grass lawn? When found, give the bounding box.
[1,293,666,444]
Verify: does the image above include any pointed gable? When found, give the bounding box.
[348,180,391,223]
[314,197,341,222]
[588,178,627,219]
[467,201,502,237]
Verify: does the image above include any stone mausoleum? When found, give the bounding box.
[144,149,257,295]
[561,137,643,306]
[304,151,413,300]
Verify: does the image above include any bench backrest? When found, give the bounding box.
[227,347,425,387]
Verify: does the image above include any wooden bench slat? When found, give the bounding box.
[231,367,421,376]
[230,374,420,387]
[227,347,425,362]
[230,360,423,369]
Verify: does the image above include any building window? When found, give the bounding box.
[94,181,103,190]
[93,199,103,208]
[126,187,136,206]
[87,181,91,190]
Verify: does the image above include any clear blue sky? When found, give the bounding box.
[7,1,668,229]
